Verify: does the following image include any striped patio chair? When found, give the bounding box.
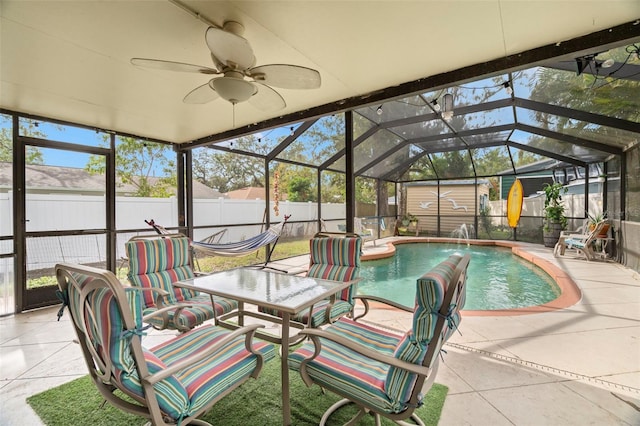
[55,263,275,426]
[126,234,237,332]
[259,232,362,328]
[289,254,470,426]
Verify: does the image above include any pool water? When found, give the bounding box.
[357,243,561,310]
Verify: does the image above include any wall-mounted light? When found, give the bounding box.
[376,105,383,115]
[503,81,513,95]
[575,54,615,76]
[600,58,615,68]
[289,126,294,136]
[441,93,454,122]
[431,99,441,112]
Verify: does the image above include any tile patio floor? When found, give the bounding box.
[1,238,639,425]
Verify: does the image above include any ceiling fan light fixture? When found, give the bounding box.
[210,76,256,104]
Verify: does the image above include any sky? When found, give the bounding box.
[1,115,173,173]
[2,114,300,172]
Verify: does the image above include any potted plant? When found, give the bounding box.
[402,213,417,227]
[542,182,568,247]
[587,210,609,237]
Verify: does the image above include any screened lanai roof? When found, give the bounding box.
[2,2,639,183]
[187,41,640,183]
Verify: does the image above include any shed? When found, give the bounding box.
[405,180,490,234]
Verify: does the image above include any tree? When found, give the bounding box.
[355,177,376,204]
[320,170,345,203]
[287,175,316,202]
[430,150,472,178]
[86,136,176,197]
[0,116,45,164]
[192,136,269,193]
[528,62,639,155]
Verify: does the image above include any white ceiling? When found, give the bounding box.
[2,1,639,144]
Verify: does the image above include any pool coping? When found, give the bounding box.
[360,238,582,317]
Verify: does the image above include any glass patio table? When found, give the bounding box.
[174,267,357,426]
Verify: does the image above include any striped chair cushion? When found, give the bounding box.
[141,293,218,331]
[307,264,359,304]
[412,255,460,342]
[261,264,358,325]
[384,331,428,410]
[67,272,93,333]
[384,254,463,407]
[309,237,362,267]
[308,236,361,304]
[259,236,361,325]
[150,325,277,415]
[260,299,353,328]
[288,318,404,413]
[129,266,197,307]
[127,236,192,275]
[126,237,239,331]
[77,272,275,422]
[78,280,191,420]
[126,238,198,308]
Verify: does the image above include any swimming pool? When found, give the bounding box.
[357,243,561,311]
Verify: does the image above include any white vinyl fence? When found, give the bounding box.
[0,192,346,272]
[486,192,605,223]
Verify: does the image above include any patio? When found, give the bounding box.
[1,3,639,424]
[1,239,638,425]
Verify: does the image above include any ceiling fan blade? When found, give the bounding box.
[249,83,286,111]
[131,58,219,74]
[205,26,255,70]
[183,82,219,104]
[249,64,321,90]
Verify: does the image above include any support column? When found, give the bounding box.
[345,111,354,232]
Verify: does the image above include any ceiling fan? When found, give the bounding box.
[131,21,321,111]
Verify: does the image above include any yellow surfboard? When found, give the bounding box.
[507,179,524,228]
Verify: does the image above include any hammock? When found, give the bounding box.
[145,215,290,259]
[192,218,289,257]
[145,219,227,244]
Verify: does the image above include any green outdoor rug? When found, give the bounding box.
[28,357,448,426]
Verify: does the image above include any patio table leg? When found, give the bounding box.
[281,312,291,425]
[238,301,244,326]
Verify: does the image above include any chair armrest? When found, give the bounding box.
[129,287,191,329]
[323,278,363,325]
[352,294,413,321]
[296,328,431,387]
[142,303,193,323]
[144,323,266,385]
